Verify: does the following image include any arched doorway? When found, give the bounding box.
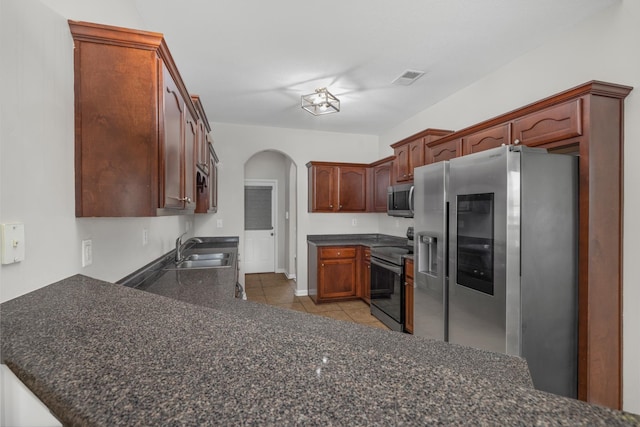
[243,150,297,279]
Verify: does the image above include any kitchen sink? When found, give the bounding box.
[176,258,230,268]
[184,253,230,261]
[163,247,235,271]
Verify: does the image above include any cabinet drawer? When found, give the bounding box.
[513,99,583,147]
[320,247,357,259]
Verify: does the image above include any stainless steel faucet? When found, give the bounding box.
[175,233,204,262]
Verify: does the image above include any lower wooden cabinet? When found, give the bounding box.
[404,258,414,334]
[360,248,371,304]
[313,246,359,303]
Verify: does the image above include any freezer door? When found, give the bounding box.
[413,162,449,341]
[448,146,521,354]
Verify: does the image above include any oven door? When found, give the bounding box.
[370,257,404,330]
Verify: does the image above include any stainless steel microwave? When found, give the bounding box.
[387,184,414,217]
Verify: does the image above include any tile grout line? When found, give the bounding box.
[245,273,388,330]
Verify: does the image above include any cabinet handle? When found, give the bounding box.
[337,252,341,255]
[321,263,324,267]
[330,204,334,208]
[339,205,343,209]
[514,138,521,145]
[169,196,192,203]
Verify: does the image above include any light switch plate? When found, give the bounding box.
[1,223,25,264]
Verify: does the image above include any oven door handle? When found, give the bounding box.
[371,257,403,276]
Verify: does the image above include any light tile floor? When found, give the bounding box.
[244,273,389,330]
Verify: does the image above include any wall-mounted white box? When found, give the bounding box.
[1,223,25,265]
[81,239,93,267]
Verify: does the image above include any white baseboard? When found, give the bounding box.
[285,272,297,281]
[294,288,308,297]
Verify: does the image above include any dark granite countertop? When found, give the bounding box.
[307,233,410,248]
[2,251,640,425]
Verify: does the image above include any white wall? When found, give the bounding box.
[379,0,640,413]
[193,123,380,293]
[0,0,198,302]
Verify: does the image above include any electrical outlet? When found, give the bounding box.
[351,218,358,226]
[186,221,191,231]
[81,239,92,267]
[142,228,149,246]
[216,219,223,228]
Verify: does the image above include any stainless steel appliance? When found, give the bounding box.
[387,183,414,217]
[370,228,413,331]
[413,145,578,398]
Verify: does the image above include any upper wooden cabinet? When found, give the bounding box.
[368,156,394,213]
[425,138,462,164]
[307,162,367,212]
[192,95,212,174]
[462,123,511,154]
[512,98,583,147]
[391,129,453,182]
[69,20,202,217]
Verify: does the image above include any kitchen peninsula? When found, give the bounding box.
[2,256,639,425]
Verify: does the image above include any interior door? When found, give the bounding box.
[244,182,276,273]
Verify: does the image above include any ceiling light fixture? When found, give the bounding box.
[301,87,340,116]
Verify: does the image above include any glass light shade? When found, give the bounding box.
[301,88,340,115]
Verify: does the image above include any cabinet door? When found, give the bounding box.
[362,248,371,303]
[462,124,511,155]
[309,165,337,211]
[338,167,367,212]
[425,138,462,164]
[408,138,424,178]
[184,113,197,208]
[319,258,357,299]
[394,144,410,182]
[513,98,583,147]
[208,148,218,213]
[162,68,185,210]
[405,259,414,334]
[372,163,391,212]
[195,121,208,173]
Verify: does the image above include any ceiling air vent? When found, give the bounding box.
[392,69,425,86]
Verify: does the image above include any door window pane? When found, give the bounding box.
[245,186,272,230]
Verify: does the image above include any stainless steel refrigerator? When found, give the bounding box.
[413,145,578,398]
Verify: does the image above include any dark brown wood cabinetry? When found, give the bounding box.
[368,156,394,213]
[69,20,205,217]
[312,246,359,303]
[307,162,367,212]
[425,138,462,164]
[392,129,453,183]
[360,247,371,303]
[462,123,511,154]
[191,96,218,215]
[404,258,414,334]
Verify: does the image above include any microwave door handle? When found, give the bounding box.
[408,186,415,214]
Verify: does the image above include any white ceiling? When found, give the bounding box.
[132,0,615,135]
